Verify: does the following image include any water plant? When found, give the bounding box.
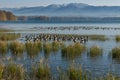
[0,64,4,80]
[116,35,120,42]
[89,45,102,57]
[3,63,24,80]
[31,59,51,80]
[43,42,52,54]
[89,35,107,41]
[52,41,59,52]
[25,41,41,58]
[0,41,7,54]
[0,33,20,41]
[68,65,82,80]
[111,47,120,59]
[62,42,85,60]
[9,41,25,55]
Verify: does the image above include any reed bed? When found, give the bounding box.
[116,35,120,42]
[0,33,20,41]
[89,45,102,57]
[89,35,107,41]
[43,43,52,54]
[9,41,25,55]
[0,61,118,80]
[0,40,7,54]
[25,41,41,58]
[3,63,25,80]
[31,59,51,80]
[62,43,85,60]
[111,47,120,59]
[52,41,59,52]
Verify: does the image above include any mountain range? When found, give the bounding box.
[1,3,120,17]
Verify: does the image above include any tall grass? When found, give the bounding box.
[89,35,107,41]
[31,59,51,80]
[43,43,52,54]
[0,33,20,41]
[0,64,4,80]
[0,41,7,54]
[68,65,82,80]
[111,47,120,59]
[52,41,59,52]
[62,43,85,60]
[116,35,120,42]
[89,45,102,57]
[9,41,25,55]
[3,63,24,80]
[25,41,41,58]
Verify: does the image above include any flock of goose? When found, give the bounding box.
[32,26,120,30]
[22,34,88,43]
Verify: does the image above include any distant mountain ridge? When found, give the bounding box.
[1,3,120,17]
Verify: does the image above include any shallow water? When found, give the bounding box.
[1,21,120,77]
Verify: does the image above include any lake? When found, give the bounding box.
[0,21,120,79]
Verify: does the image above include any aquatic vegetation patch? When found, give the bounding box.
[52,41,59,52]
[9,41,25,55]
[116,35,120,42]
[3,63,25,80]
[0,33,20,41]
[62,42,85,60]
[43,42,52,54]
[0,41,7,54]
[111,47,120,59]
[89,35,107,41]
[31,59,51,80]
[89,45,102,57]
[25,41,41,58]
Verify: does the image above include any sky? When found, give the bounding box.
[0,0,120,8]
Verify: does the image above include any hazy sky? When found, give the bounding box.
[0,0,120,8]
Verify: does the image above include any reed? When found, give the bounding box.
[89,35,107,41]
[52,41,59,52]
[9,41,25,55]
[0,33,20,41]
[32,59,51,80]
[89,45,102,57]
[0,41,7,54]
[3,63,24,80]
[0,64,4,80]
[111,47,120,59]
[43,43,52,54]
[116,35,120,42]
[62,43,85,59]
[25,41,41,58]
[68,65,82,80]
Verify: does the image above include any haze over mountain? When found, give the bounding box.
[1,3,120,17]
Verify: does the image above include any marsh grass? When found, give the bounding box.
[62,43,85,60]
[68,65,82,80]
[111,47,120,59]
[43,43,52,54]
[89,45,102,57]
[116,35,120,42]
[0,64,4,80]
[52,41,59,52]
[9,41,25,55]
[89,35,107,41]
[0,33,20,41]
[0,41,7,54]
[3,63,24,80]
[31,59,51,80]
[25,41,41,58]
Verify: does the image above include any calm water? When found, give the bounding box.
[1,21,120,35]
[1,21,120,77]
